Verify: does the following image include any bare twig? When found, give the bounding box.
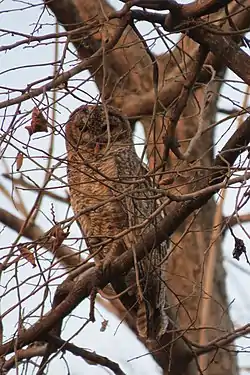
[162,46,208,162]
[2,174,69,204]
[0,16,129,111]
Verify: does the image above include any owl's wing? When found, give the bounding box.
[121,169,170,339]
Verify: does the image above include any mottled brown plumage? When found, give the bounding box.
[65,104,169,339]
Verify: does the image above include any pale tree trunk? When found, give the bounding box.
[40,0,250,374]
[168,80,237,375]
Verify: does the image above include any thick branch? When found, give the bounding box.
[0,209,43,240]
[2,335,125,375]
[121,0,233,18]
[177,0,233,19]
[131,10,250,85]
[43,334,126,375]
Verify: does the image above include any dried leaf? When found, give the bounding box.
[19,247,36,267]
[25,107,48,136]
[16,151,24,171]
[100,319,108,332]
[51,225,69,249]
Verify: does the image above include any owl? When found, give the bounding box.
[65,104,169,340]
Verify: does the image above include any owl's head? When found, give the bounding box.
[65,105,132,151]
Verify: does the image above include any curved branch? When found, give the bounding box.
[3,335,125,375]
[126,0,233,18]
[43,334,126,375]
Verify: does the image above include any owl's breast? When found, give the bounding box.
[67,153,128,242]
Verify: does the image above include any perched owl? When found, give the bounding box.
[65,104,169,340]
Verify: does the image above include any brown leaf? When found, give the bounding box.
[19,247,36,267]
[16,152,24,171]
[51,225,69,249]
[25,107,48,136]
[100,319,108,332]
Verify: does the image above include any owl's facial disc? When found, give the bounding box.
[67,105,130,149]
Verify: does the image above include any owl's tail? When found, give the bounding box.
[136,300,153,339]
